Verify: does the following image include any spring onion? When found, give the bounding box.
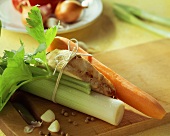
[116,3,170,27]
[113,3,170,38]
[21,79,125,125]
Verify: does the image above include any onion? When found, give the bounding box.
[21,6,32,25]
[39,4,52,23]
[55,0,87,23]
[21,4,52,26]
[12,0,62,13]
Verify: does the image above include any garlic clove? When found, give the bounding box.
[48,120,60,133]
[40,109,55,123]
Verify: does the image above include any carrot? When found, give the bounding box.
[47,36,166,119]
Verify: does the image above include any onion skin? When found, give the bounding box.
[55,1,85,23]
[21,6,31,25]
[29,0,63,12]
[12,0,28,13]
[21,4,52,26]
[39,4,52,23]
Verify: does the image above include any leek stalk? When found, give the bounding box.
[116,3,170,27]
[21,79,125,125]
[113,3,170,38]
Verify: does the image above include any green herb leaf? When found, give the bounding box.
[26,6,58,47]
[0,46,32,111]
[45,26,58,48]
[35,43,46,54]
[0,67,3,74]
[25,6,58,73]
[26,6,46,44]
[4,50,15,58]
[0,5,58,111]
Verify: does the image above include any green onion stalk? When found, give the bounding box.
[113,3,170,38]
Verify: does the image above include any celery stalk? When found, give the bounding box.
[113,4,170,38]
[116,3,170,27]
[21,79,125,125]
[29,66,91,94]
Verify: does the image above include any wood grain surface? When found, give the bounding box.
[0,39,170,136]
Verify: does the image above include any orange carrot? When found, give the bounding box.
[47,36,166,119]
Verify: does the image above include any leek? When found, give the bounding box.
[116,3,170,27]
[21,79,125,125]
[113,3,170,38]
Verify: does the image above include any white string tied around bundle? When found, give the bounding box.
[52,38,92,103]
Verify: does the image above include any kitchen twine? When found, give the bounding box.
[52,38,92,103]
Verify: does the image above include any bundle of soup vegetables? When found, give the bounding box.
[0,6,166,126]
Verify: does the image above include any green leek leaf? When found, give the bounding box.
[113,3,170,38]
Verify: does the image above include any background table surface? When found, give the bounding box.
[1,0,170,135]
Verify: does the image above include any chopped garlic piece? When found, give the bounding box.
[48,120,60,132]
[40,109,55,123]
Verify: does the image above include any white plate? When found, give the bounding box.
[0,0,103,34]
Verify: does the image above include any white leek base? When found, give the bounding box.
[22,79,125,125]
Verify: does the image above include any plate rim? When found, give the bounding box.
[0,0,103,34]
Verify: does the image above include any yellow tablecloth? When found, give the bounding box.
[0,0,170,135]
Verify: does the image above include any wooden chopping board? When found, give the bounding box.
[1,39,170,136]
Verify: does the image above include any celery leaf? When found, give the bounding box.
[25,6,57,72]
[0,5,58,111]
[45,26,58,48]
[26,6,46,44]
[26,6,57,48]
[0,46,32,111]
